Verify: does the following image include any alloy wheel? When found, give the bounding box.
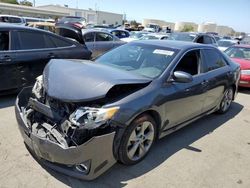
[126,121,155,161]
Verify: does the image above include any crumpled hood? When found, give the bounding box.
[43,59,151,102]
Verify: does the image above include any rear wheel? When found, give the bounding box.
[217,87,234,114]
[118,114,157,165]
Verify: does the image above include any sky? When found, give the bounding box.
[35,0,250,33]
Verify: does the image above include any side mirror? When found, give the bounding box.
[172,71,193,83]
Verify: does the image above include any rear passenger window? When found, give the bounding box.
[96,33,113,41]
[17,31,54,50]
[0,31,9,51]
[204,36,213,44]
[49,35,73,47]
[83,32,95,42]
[202,49,227,72]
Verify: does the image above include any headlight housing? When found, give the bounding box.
[32,75,44,100]
[241,70,250,75]
[69,106,119,129]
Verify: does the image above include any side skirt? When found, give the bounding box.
[158,107,218,139]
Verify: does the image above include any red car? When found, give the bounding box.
[225,45,250,87]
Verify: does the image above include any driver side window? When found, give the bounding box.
[174,50,201,76]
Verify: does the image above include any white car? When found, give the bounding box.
[121,31,149,42]
[217,39,239,51]
[139,33,169,40]
[0,15,26,26]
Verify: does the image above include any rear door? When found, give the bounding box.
[12,30,57,88]
[0,30,18,91]
[201,48,230,112]
[83,32,95,57]
[94,32,114,57]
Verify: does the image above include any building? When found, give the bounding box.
[198,22,217,33]
[216,25,234,36]
[174,22,198,32]
[142,19,175,30]
[38,5,123,25]
[0,2,67,19]
[0,3,123,25]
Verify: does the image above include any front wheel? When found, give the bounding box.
[217,87,234,114]
[118,114,157,165]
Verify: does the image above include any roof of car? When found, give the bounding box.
[233,44,250,48]
[131,40,213,50]
[0,23,56,34]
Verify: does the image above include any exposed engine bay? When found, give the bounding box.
[22,75,148,149]
[23,76,118,148]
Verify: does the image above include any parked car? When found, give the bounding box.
[168,32,218,46]
[139,33,169,40]
[121,31,149,42]
[23,17,53,24]
[55,25,125,58]
[0,24,91,94]
[0,15,26,26]
[224,45,250,87]
[144,23,161,32]
[16,40,240,180]
[109,29,130,39]
[28,22,55,33]
[57,16,87,28]
[217,39,239,51]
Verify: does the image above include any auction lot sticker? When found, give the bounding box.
[153,49,174,56]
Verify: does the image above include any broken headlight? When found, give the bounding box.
[69,107,119,129]
[32,75,44,100]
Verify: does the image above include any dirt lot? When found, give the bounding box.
[0,89,250,188]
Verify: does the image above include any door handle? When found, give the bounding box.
[227,71,233,76]
[48,53,55,58]
[0,55,12,62]
[201,80,209,85]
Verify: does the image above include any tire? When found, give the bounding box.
[118,114,157,165]
[217,87,234,114]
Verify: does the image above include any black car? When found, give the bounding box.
[168,32,218,46]
[0,24,91,94]
[15,41,240,180]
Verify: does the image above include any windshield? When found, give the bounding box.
[95,43,179,79]
[168,33,195,42]
[218,40,236,47]
[225,47,250,60]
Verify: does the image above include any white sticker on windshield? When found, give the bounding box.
[153,49,174,56]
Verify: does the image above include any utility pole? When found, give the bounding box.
[33,0,35,7]
[76,0,78,8]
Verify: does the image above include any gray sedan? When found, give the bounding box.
[82,29,126,58]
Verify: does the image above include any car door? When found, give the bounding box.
[48,34,91,59]
[12,30,57,89]
[0,30,18,91]
[201,48,230,112]
[94,32,114,58]
[163,49,208,129]
[83,32,95,57]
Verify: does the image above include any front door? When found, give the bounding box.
[162,49,207,129]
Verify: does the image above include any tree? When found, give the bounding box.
[0,0,19,4]
[19,0,32,6]
[181,25,194,32]
[130,20,139,28]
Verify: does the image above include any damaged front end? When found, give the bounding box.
[15,77,118,180]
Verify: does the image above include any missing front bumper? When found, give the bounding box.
[15,87,116,180]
